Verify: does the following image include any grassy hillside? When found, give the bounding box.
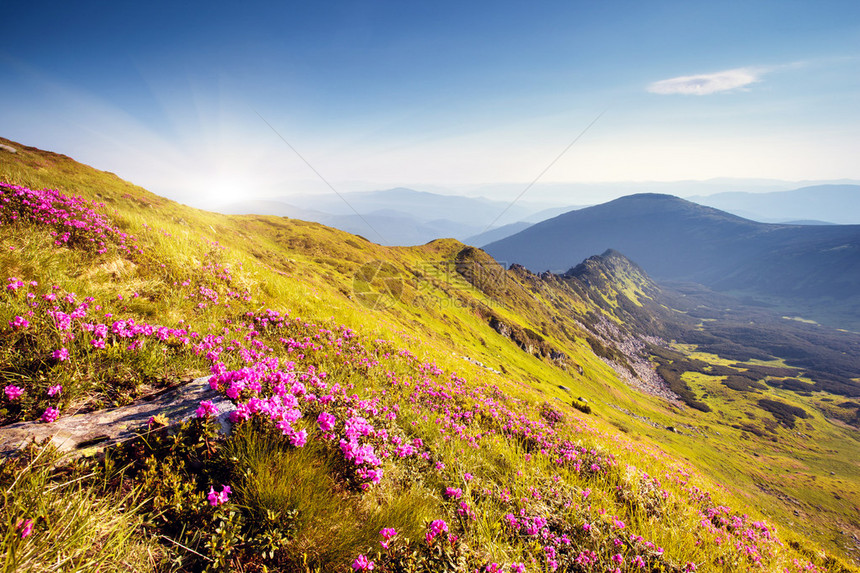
[1,136,857,572]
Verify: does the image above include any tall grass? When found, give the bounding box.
[1,444,157,572]
[223,422,441,570]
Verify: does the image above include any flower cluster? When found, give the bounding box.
[0,182,142,255]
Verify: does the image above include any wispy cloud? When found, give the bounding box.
[648,67,763,95]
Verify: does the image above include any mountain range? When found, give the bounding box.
[484,193,860,330]
[216,188,560,246]
[216,183,860,248]
[689,184,860,224]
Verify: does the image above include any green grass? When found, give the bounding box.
[1,443,156,572]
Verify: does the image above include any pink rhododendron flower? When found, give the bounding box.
[457,501,475,520]
[445,486,462,499]
[425,519,449,543]
[352,554,375,570]
[317,411,336,431]
[4,385,24,401]
[16,518,33,538]
[379,527,397,549]
[41,407,60,423]
[207,485,231,506]
[195,400,219,418]
[288,428,307,447]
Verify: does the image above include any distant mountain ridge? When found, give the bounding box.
[688,184,860,224]
[216,187,556,246]
[484,193,860,329]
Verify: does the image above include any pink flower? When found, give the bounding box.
[445,486,463,499]
[4,385,24,401]
[289,428,307,447]
[317,411,336,432]
[463,472,473,481]
[41,406,60,423]
[379,527,397,549]
[47,384,63,397]
[195,400,219,418]
[16,518,34,538]
[52,347,69,361]
[207,485,232,506]
[425,519,449,543]
[6,278,24,291]
[457,501,475,520]
[352,554,375,570]
[9,316,29,329]
[510,564,526,573]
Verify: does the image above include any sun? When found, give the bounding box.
[192,174,257,208]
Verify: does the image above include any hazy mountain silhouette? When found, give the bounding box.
[216,187,555,245]
[688,184,860,225]
[465,222,533,246]
[281,187,541,227]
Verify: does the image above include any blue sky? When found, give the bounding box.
[2,0,859,206]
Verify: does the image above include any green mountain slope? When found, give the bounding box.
[1,136,858,572]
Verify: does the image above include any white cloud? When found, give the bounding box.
[648,67,763,95]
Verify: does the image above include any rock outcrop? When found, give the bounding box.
[0,376,234,458]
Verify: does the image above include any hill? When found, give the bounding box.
[484,193,860,330]
[1,136,858,571]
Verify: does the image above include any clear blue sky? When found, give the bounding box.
[2,0,859,205]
